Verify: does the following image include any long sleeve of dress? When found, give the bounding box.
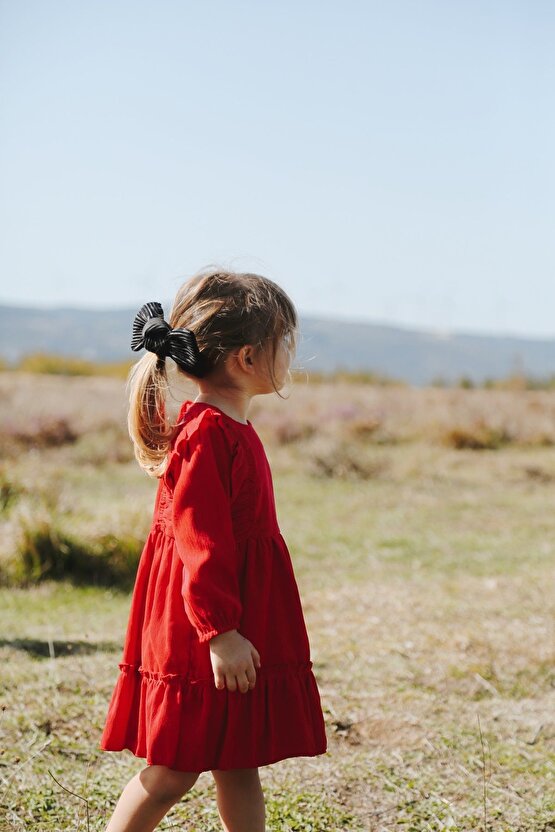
[168,413,243,643]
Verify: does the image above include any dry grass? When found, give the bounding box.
[3,370,555,453]
[1,372,555,830]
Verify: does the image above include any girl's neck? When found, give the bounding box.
[193,394,251,425]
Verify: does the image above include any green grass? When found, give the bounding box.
[2,417,555,828]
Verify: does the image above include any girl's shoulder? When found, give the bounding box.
[164,403,258,495]
[171,404,239,459]
[171,399,260,454]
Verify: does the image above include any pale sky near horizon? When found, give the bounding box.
[0,1,553,338]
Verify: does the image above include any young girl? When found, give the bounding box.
[99,268,328,832]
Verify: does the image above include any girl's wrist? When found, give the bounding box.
[209,628,238,643]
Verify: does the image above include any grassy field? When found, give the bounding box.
[1,372,555,831]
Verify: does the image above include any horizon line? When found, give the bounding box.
[0,299,554,343]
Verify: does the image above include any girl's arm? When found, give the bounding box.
[168,413,243,643]
[168,411,261,693]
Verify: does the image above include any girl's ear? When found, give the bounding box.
[235,344,255,370]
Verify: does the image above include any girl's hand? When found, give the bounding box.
[208,629,262,693]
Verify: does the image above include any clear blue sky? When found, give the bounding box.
[1,1,553,337]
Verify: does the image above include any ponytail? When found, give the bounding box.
[126,352,174,478]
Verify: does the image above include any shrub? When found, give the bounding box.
[0,467,25,513]
[441,420,514,450]
[344,416,392,443]
[17,353,99,376]
[2,415,78,451]
[305,437,388,480]
[272,422,317,445]
[13,352,133,378]
[9,513,142,589]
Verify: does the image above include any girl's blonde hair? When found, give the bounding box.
[127,267,299,477]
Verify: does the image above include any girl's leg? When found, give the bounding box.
[211,767,265,832]
[105,764,201,832]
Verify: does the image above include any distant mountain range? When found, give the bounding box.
[1,302,554,386]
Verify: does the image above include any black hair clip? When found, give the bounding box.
[131,301,206,377]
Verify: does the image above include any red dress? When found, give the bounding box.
[99,399,328,772]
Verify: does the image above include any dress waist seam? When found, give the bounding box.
[117,659,313,685]
[151,521,281,543]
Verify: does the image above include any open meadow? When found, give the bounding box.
[1,371,555,831]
